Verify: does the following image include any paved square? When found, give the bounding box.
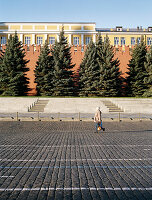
[0,121,152,200]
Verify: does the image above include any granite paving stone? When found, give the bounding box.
[0,121,152,200]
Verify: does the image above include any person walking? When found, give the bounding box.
[94,107,105,133]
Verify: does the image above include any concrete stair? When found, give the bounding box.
[28,100,49,112]
[103,100,123,112]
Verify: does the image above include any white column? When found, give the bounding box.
[44,34,47,42]
[32,34,35,44]
[8,34,10,39]
[69,34,71,45]
[93,34,96,43]
[81,34,84,46]
[20,34,23,43]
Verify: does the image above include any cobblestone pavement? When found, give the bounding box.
[0,121,152,200]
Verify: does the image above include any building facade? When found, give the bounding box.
[0,22,152,95]
[1,22,152,46]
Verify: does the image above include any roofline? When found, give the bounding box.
[0,22,96,24]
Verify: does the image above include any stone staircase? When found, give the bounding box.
[103,100,123,112]
[28,99,49,112]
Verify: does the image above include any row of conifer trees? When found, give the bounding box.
[0,30,152,97]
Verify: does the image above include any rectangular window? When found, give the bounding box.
[131,37,135,45]
[137,37,141,44]
[147,37,152,46]
[121,37,125,45]
[1,36,7,44]
[37,37,43,45]
[114,37,119,45]
[85,37,91,45]
[73,37,79,45]
[25,37,31,45]
[49,37,55,44]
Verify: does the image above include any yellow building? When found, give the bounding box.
[0,22,96,46]
[0,22,152,46]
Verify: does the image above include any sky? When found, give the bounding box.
[1,0,152,28]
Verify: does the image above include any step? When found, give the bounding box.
[28,99,49,112]
[103,100,123,113]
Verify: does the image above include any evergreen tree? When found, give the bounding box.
[35,41,54,96]
[51,27,75,96]
[0,32,29,96]
[143,46,152,97]
[97,35,122,96]
[79,40,100,96]
[126,36,148,96]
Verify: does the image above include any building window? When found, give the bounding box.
[114,37,119,45]
[85,37,91,45]
[137,37,141,44]
[73,37,79,45]
[25,37,31,45]
[121,37,125,45]
[49,37,55,45]
[147,37,152,46]
[1,36,7,45]
[37,37,43,45]
[131,37,135,45]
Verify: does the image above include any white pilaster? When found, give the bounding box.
[93,34,96,43]
[81,34,84,45]
[32,34,35,44]
[44,34,47,42]
[69,34,71,45]
[57,34,59,42]
[20,34,23,43]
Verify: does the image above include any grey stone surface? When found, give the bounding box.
[0,121,152,200]
[0,97,152,114]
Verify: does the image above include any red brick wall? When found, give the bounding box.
[1,45,132,96]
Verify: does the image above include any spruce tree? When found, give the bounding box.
[0,32,29,96]
[51,27,75,96]
[126,36,148,96]
[35,41,54,96]
[97,35,122,96]
[79,40,100,96]
[143,46,152,97]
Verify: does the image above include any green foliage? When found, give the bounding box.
[143,46,152,97]
[79,34,122,97]
[51,27,75,96]
[79,40,100,96]
[97,35,122,97]
[35,41,54,96]
[126,36,148,96]
[0,32,29,96]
